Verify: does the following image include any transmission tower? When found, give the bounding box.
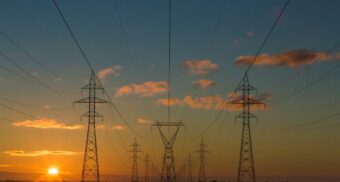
[231,73,264,182]
[153,121,184,182]
[195,138,209,182]
[74,71,110,182]
[186,153,193,182]
[144,153,151,182]
[129,138,142,182]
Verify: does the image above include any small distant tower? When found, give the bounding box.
[75,71,110,182]
[195,138,210,182]
[129,138,142,182]
[144,153,151,182]
[231,73,265,182]
[186,153,193,182]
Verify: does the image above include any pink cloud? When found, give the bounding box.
[192,79,216,89]
[247,31,254,37]
[4,150,79,157]
[115,81,168,97]
[12,118,83,130]
[137,117,152,124]
[181,60,219,76]
[155,97,183,106]
[156,93,270,112]
[112,125,125,130]
[235,49,334,68]
[97,65,122,79]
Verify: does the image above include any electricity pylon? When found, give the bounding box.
[186,153,193,182]
[153,121,184,182]
[195,138,209,182]
[75,71,110,182]
[144,153,151,182]
[129,138,142,182]
[231,73,264,182]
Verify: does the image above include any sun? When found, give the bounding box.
[48,167,59,176]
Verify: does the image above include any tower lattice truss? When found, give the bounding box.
[153,121,184,182]
[75,71,110,182]
[231,73,265,182]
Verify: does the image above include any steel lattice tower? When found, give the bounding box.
[153,121,184,182]
[186,153,193,182]
[231,73,264,182]
[144,153,151,182]
[129,138,142,182]
[75,71,110,182]
[195,138,209,182]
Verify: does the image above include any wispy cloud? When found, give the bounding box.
[137,117,152,125]
[235,49,334,68]
[181,60,219,76]
[12,118,83,130]
[247,31,254,37]
[115,81,168,97]
[97,65,122,80]
[4,150,79,157]
[156,93,270,112]
[112,125,125,130]
[155,97,183,106]
[192,79,216,89]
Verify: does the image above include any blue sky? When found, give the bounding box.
[1,0,340,179]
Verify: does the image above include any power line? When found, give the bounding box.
[0,117,17,123]
[244,0,290,74]
[0,50,65,98]
[0,102,36,118]
[0,29,81,94]
[0,96,71,110]
[306,122,340,130]
[167,0,172,122]
[51,0,141,137]
[0,63,37,84]
[198,0,290,136]
[277,112,340,131]
[281,42,340,84]
[274,42,340,107]
[0,30,60,79]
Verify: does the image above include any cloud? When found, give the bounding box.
[181,60,219,76]
[235,49,334,68]
[115,81,168,97]
[192,79,216,89]
[247,31,254,37]
[156,93,270,112]
[137,117,152,124]
[112,125,125,130]
[4,150,79,157]
[97,65,122,80]
[12,118,83,130]
[155,97,183,106]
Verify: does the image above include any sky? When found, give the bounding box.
[1,0,340,181]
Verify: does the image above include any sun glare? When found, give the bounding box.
[48,167,59,176]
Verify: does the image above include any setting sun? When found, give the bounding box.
[48,167,59,176]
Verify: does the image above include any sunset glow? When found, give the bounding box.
[48,167,59,176]
[1,1,340,182]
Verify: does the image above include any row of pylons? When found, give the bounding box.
[78,72,263,182]
[129,138,209,182]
